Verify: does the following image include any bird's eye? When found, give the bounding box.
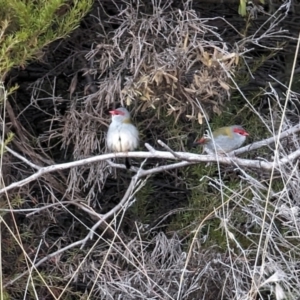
[204,129,210,137]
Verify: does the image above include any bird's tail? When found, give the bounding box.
[125,157,131,169]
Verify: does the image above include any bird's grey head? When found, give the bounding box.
[109,107,131,123]
[231,125,249,137]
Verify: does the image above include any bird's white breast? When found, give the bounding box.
[107,122,139,152]
[205,134,246,153]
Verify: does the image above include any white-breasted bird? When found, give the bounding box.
[107,107,139,169]
[194,125,249,154]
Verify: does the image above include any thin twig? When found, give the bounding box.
[232,123,300,155]
[6,146,42,170]
[157,140,182,160]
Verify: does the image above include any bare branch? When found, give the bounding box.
[81,174,140,244]
[6,146,42,170]
[2,124,300,196]
[232,124,300,155]
[144,143,156,153]
[3,132,300,196]
[4,163,149,288]
[157,139,182,160]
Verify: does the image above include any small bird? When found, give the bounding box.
[107,107,139,169]
[194,125,249,154]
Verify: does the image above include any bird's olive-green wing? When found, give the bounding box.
[211,126,233,139]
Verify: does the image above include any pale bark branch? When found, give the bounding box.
[6,146,42,170]
[2,124,300,196]
[232,123,300,155]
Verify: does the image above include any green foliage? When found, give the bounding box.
[168,164,218,230]
[238,0,265,17]
[0,0,92,79]
[171,164,250,251]
[0,131,14,155]
[19,225,34,241]
[238,0,247,17]
[168,94,274,251]
[0,80,18,107]
[11,195,24,207]
[0,290,11,300]
[132,180,156,224]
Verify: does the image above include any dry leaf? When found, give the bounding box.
[235,55,240,65]
[152,71,164,85]
[183,33,189,50]
[198,112,203,124]
[213,105,222,115]
[165,73,178,83]
[219,80,230,91]
[68,72,78,98]
[126,96,132,106]
[186,114,195,120]
[220,53,237,61]
[184,87,196,93]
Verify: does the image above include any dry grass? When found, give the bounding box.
[1,0,300,299]
[51,0,246,202]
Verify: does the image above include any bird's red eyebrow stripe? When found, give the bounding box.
[233,128,249,136]
[109,110,125,116]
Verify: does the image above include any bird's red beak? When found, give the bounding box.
[193,137,206,145]
[233,128,249,136]
[239,130,249,136]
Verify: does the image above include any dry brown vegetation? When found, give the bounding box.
[2,0,300,299]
